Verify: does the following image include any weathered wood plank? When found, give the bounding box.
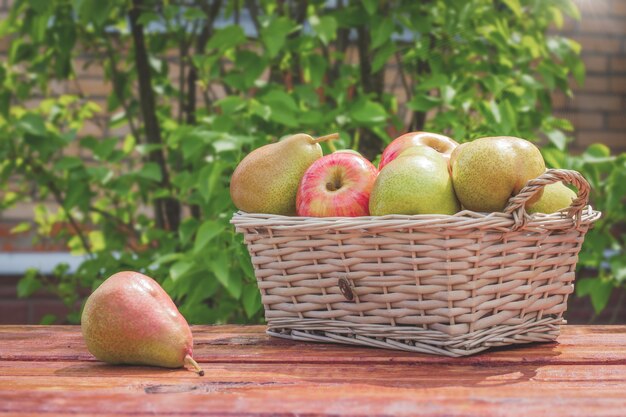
[1,385,625,417]
[1,361,626,389]
[1,325,625,365]
[1,326,626,416]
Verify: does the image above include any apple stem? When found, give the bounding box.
[313,133,340,144]
[184,354,204,376]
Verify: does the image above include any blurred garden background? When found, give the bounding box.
[0,0,624,325]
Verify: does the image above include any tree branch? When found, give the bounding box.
[186,0,222,125]
[129,0,181,232]
[104,39,142,143]
[27,159,93,256]
[245,0,262,36]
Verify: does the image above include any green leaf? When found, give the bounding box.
[17,270,41,298]
[28,0,51,14]
[576,278,614,314]
[137,163,162,182]
[261,90,299,113]
[372,43,396,73]
[234,50,268,88]
[490,100,501,124]
[499,100,517,134]
[350,100,387,125]
[242,285,262,318]
[18,114,46,137]
[193,220,225,255]
[206,25,247,51]
[54,157,83,171]
[77,0,110,27]
[64,181,90,210]
[572,59,585,86]
[502,0,522,18]
[541,146,566,169]
[362,0,378,15]
[546,130,567,151]
[39,314,57,325]
[10,222,31,234]
[208,258,241,299]
[170,261,194,282]
[178,217,198,245]
[303,54,328,87]
[610,257,626,284]
[265,98,299,128]
[559,0,581,20]
[584,143,611,159]
[199,161,225,203]
[310,15,337,45]
[549,7,564,29]
[261,17,294,58]
[417,74,448,90]
[372,18,394,49]
[88,230,105,252]
[216,96,246,115]
[407,95,441,112]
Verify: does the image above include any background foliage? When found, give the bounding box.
[0,0,623,323]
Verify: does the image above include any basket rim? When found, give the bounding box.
[231,206,601,233]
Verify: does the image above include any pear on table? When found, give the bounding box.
[230,133,338,215]
[81,271,204,375]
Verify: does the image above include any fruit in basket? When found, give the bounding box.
[379,132,459,170]
[369,146,460,215]
[333,149,362,156]
[527,182,577,214]
[81,271,204,375]
[230,133,338,215]
[297,151,378,217]
[450,136,545,212]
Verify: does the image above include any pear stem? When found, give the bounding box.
[184,354,204,376]
[312,133,340,144]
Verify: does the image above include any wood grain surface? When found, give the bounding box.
[1,325,625,416]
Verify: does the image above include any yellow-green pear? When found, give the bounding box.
[230,133,337,215]
[369,146,460,215]
[450,136,545,212]
[81,271,204,375]
[527,182,577,214]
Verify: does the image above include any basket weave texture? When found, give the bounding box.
[232,169,601,356]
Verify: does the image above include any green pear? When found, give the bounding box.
[450,136,545,212]
[230,133,338,215]
[369,146,460,215]
[81,271,204,375]
[527,182,577,214]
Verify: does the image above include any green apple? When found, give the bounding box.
[527,182,577,214]
[450,136,545,212]
[369,146,460,216]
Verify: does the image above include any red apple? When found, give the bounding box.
[296,152,378,217]
[379,132,459,170]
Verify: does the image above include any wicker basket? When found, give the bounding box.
[231,169,601,356]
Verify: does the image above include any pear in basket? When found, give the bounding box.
[528,182,577,214]
[230,133,338,215]
[370,146,460,215]
[450,136,545,212]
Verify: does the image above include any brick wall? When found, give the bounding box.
[0,275,77,324]
[555,0,626,153]
[1,0,625,324]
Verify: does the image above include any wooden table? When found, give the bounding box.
[1,325,625,416]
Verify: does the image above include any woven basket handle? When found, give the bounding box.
[504,169,590,231]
